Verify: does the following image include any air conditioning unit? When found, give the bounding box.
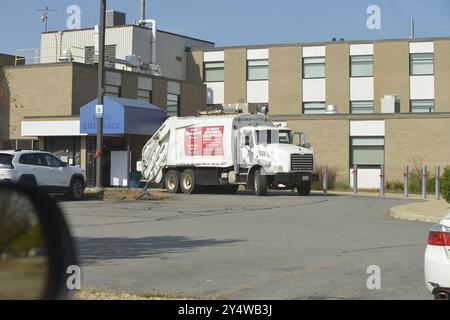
[381,95,400,113]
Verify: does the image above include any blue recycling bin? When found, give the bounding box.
[128,171,142,189]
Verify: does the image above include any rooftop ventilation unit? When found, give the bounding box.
[106,11,126,27]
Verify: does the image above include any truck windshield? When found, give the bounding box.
[256,130,292,145]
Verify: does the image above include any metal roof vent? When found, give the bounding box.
[325,104,338,114]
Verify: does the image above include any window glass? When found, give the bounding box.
[45,154,63,167]
[105,85,121,97]
[303,57,325,78]
[411,100,435,113]
[167,93,180,117]
[351,137,384,167]
[28,153,47,166]
[247,59,269,80]
[137,89,152,102]
[0,154,13,168]
[351,101,374,114]
[410,53,434,75]
[204,62,224,82]
[351,55,373,77]
[303,102,326,114]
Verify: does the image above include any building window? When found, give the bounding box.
[351,101,374,114]
[105,85,121,97]
[410,100,435,113]
[303,57,325,79]
[247,59,269,81]
[410,53,434,75]
[351,137,384,167]
[350,55,373,77]
[85,45,117,68]
[137,89,152,103]
[303,102,326,115]
[167,93,180,117]
[204,61,224,82]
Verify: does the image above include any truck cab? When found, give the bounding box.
[235,125,317,195]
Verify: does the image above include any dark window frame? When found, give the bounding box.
[247,59,269,81]
[350,136,385,169]
[302,57,326,79]
[203,61,225,83]
[350,55,374,78]
[409,53,434,76]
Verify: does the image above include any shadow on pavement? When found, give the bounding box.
[75,236,243,265]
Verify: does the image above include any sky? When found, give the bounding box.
[0,0,449,54]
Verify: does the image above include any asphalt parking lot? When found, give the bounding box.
[61,191,433,300]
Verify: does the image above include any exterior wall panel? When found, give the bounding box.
[224,48,246,104]
[326,43,350,113]
[269,46,301,114]
[374,42,410,113]
[435,40,450,112]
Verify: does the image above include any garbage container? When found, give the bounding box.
[128,171,142,189]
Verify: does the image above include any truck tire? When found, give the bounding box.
[165,170,181,193]
[297,182,311,196]
[181,169,198,194]
[254,169,267,196]
[68,178,85,200]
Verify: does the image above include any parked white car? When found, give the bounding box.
[425,212,450,300]
[0,150,86,200]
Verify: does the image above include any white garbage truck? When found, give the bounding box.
[140,111,318,196]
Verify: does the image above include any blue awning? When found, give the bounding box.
[80,96,167,135]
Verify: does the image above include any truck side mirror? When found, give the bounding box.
[245,136,250,146]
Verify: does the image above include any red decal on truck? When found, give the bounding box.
[184,127,202,156]
[185,126,224,156]
[202,126,224,156]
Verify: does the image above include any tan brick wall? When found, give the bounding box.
[269,46,301,115]
[180,82,207,116]
[385,117,450,182]
[121,72,138,100]
[186,51,204,83]
[286,118,350,184]
[4,64,73,140]
[435,40,450,113]
[152,78,168,109]
[224,48,246,104]
[72,64,97,115]
[374,42,410,112]
[326,43,350,113]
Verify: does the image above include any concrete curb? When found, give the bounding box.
[389,201,449,224]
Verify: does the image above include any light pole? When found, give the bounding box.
[96,0,106,187]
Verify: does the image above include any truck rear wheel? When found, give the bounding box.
[165,170,181,193]
[297,182,311,196]
[254,169,267,196]
[181,169,199,194]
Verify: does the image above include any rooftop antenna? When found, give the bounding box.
[37,5,58,32]
[410,18,415,39]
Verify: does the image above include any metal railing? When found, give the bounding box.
[15,46,87,66]
[321,164,442,200]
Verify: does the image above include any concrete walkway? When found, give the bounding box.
[327,190,449,224]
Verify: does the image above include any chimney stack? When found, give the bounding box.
[140,0,146,22]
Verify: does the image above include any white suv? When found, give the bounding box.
[0,150,87,200]
[425,212,450,300]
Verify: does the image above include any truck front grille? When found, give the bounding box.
[291,154,313,171]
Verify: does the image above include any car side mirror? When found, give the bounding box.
[0,182,77,300]
[62,162,69,167]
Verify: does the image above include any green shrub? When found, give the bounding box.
[408,166,435,194]
[441,166,450,203]
[312,165,337,190]
[386,181,403,193]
